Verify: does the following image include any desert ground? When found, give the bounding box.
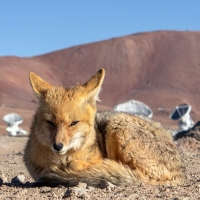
[0,107,200,199]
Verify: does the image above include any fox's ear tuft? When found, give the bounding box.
[83,68,105,105]
[29,72,51,98]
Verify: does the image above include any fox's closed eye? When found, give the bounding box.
[46,120,55,127]
[70,121,79,127]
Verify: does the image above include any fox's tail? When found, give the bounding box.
[36,159,140,187]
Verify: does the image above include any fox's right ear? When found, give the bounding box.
[29,72,51,98]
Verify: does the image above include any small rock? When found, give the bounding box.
[166,188,171,193]
[127,193,138,200]
[0,173,8,183]
[100,181,116,189]
[78,182,87,189]
[86,186,94,191]
[106,182,116,192]
[74,187,86,197]
[11,174,26,184]
[67,184,88,198]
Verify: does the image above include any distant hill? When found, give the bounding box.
[1,30,200,127]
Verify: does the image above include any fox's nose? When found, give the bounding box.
[53,143,63,151]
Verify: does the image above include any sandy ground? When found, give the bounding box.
[0,129,200,199]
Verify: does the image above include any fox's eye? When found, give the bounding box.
[69,121,79,127]
[46,120,55,127]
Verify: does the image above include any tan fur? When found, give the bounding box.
[24,69,185,187]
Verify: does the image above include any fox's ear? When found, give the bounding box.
[29,72,51,98]
[83,68,105,104]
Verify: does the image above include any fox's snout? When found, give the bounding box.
[53,142,63,152]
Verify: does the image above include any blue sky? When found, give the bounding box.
[1,1,200,57]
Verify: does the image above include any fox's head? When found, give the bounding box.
[29,69,105,155]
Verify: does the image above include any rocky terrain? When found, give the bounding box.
[0,135,200,199]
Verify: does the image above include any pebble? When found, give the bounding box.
[78,182,87,189]
[11,174,26,184]
[182,198,190,200]
[100,181,116,189]
[0,173,8,183]
[66,184,87,199]
[126,193,138,199]
[166,188,171,193]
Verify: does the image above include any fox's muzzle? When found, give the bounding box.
[53,142,63,152]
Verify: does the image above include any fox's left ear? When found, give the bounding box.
[83,68,105,104]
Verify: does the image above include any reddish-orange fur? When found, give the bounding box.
[24,69,185,187]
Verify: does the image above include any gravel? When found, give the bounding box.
[0,136,200,199]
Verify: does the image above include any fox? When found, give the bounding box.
[24,68,185,187]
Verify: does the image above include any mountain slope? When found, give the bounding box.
[1,30,200,127]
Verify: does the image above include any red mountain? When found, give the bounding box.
[1,30,200,129]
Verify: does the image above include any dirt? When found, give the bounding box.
[0,132,200,199]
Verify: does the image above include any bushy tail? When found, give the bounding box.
[37,159,140,187]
